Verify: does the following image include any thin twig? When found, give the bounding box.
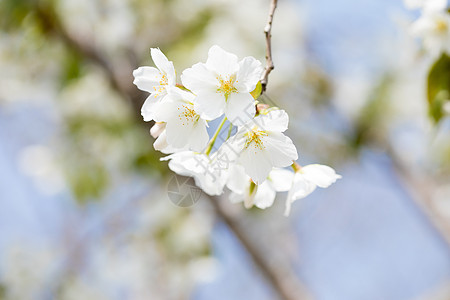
[260,0,278,94]
[207,196,311,300]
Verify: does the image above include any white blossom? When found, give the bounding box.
[161,151,227,196]
[412,13,450,55]
[181,45,263,125]
[227,164,293,209]
[153,128,184,154]
[149,122,187,154]
[150,122,166,138]
[409,0,450,56]
[222,109,298,184]
[133,48,176,121]
[404,0,447,11]
[285,164,341,216]
[157,88,209,152]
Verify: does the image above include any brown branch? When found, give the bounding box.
[260,0,278,94]
[207,196,311,300]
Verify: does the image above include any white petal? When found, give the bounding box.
[154,131,187,154]
[236,56,263,92]
[226,164,249,194]
[268,168,295,192]
[423,0,447,13]
[225,92,256,126]
[214,137,242,170]
[165,119,194,149]
[193,168,227,196]
[189,120,210,152]
[239,147,272,184]
[284,174,316,216]
[150,48,175,84]
[164,151,196,175]
[167,86,196,102]
[264,132,299,167]
[150,122,166,138]
[301,164,342,188]
[253,182,276,209]
[404,0,425,9]
[133,67,161,92]
[256,109,289,132]
[181,62,218,92]
[194,90,226,120]
[165,152,227,196]
[141,95,163,122]
[206,45,239,76]
[142,93,174,122]
[153,130,169,152]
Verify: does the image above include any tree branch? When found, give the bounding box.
[260,0,278,94]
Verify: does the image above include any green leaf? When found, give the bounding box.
[250,81,262,99]
[427,53,450,123]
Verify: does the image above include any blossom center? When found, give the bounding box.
[217,75,237,100]
[435,17,448,33]
[244,126,268,151]
[159,73,168,86]
[178,104,199,126]
[153,73,169,97]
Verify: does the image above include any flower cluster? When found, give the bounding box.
[133,45,341,215]
[407,0,450,56]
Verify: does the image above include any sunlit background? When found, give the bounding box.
[1,0,450,299]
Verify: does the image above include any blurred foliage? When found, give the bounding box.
[427,53,450,124]
[67,161,109,203]
[61,49,84,86]
[351,75,393,150]
[302,66,333,107]
[0,0,35,30]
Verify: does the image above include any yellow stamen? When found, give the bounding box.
[178,105,199,126]
[159,73,168,86]
[436,19,448,32]
[217,75,237,100]
[244,126,268,152]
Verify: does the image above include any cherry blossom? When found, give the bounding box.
[133,48,176,121]
[157,88,209,152]
[409,0,450,56]
[222,109,298,184]
[181,45,263,125]
[162,151,227,196]
[284,164,342,216]
[227,164,293,209]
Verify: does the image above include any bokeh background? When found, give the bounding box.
[1,0,450,299]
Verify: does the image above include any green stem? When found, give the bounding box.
[205,116,227,155]
[226,123,233,140]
